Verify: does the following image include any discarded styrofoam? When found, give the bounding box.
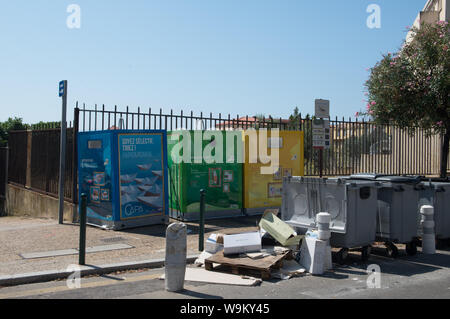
[223,232,262,255]
[194,251,213,266]
[300,237,326,275]
[205,234,224,254]
[160,268,262,286]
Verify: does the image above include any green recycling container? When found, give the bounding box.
[167,130,244,221]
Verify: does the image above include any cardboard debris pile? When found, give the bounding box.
[194,210,317,281]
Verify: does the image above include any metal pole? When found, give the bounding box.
[58,80,68,224]
[199,189,206,252]
[319,149,323,178]
[79,193,87,265]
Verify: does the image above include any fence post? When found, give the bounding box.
[79,193,87,265]
[26,130,32,188]
[72,106,79,206]
[199,189,206,252]
[72,106,79,223]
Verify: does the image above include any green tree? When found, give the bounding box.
[0,117,29,147]
[363,21,450,177]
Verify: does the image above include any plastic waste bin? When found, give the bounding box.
[281,176,378,262]
[429,182,450,241]
[349,174,422,256]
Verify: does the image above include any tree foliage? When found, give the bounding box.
[0,118,29,147]
[363,21,450,176]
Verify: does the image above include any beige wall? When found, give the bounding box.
[5,184,76,222]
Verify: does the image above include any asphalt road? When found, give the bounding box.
[1,245,450,300]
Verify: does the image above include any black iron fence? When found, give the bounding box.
[8,127,76,202]
[78,104,448,177]
[0,147,8,198]
[5,103,450,203]
[8,131,28,186]
[29,129,74,200]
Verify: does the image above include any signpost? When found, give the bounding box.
[314,99,331,178]
[58,80,68,224]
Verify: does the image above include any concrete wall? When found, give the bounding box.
[5,184,76,222]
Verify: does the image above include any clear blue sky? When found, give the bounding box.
[0,0,426,124]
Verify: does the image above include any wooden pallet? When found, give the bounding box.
[204,251,289,280]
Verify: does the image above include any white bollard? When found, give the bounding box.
[165,222,187,292]
[317,212,332,270]
[421,205,436,254]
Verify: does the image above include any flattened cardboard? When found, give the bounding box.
[259,211,303,247]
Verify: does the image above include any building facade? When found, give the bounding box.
[407,0,449,42]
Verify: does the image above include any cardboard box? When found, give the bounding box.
[223,232,262,255]
[205,234,224,254]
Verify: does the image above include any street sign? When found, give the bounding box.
[315,99,330,119]
[59,81,66,97]
[312,119,331,149]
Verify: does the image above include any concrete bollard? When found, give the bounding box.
[317,212,332,270]
[421,205,436,254]
[165,222,187,292]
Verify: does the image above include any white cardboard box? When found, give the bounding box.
[223,232,262,255]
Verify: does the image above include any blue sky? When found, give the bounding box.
[0,0,426,124]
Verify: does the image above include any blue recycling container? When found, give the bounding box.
[78,130,169,230]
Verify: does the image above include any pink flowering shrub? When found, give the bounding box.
[362,21,449,176]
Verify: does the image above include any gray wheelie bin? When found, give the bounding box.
[281,176,379,262]
[350,175,422,257]
[430,182,450,241]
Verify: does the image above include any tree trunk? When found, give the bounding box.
[440,130,450,178]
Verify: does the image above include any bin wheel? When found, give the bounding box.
[414,237,422,247]
[361,246,371,262]
[436,239,447,250]
[336,248,349,264]
[385,242,399,258]
[406,242,417,256]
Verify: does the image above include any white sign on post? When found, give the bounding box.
[315,99,330,119]
[312,118,331,149]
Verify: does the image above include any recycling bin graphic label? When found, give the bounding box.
[118,133,166,220]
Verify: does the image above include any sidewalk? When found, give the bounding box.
[0,215,259,277]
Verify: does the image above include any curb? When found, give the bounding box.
[0,255,199,287]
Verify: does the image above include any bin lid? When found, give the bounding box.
[326,178,378,187]
[375,175,421,184]
[349,173,386,180]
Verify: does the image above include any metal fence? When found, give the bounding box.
[5,104,449,202]
[303,118,445,176]
[29,129,74,200]
[78,104,449,177]
[8,127,76,201]
[0,147,8,199]
[8,131,28,186]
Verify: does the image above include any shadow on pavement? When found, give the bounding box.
[174,289,224,299]
[119,215,260,237]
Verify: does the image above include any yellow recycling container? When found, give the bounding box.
[243,130,304,214]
